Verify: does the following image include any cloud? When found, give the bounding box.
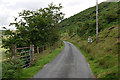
[0,0,107,30]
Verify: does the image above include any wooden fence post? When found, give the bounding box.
[51,44,52,47]
[49,44,50,49]
[11,44,16,59]
[45,45,46,50]
[30,44,34,65]
[39,47,41,53]
[41,47,42,52]
[46,45,47,49]
[42,46,44,51]
[56,43,57,48]
[44,46,46,50]
[55,43,56,48]
[37,46,39,54]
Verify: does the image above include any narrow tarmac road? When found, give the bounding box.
[33,41,94,78]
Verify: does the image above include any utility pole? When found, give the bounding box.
[96,0,98,44]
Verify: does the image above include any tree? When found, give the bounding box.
[2,3,64,52]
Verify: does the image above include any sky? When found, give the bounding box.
[0,0,110,30]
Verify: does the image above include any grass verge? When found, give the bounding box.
[66,25,118,80]
[18,43,64,79]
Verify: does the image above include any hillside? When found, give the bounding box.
[60,2,119,39]
[60,2,119,79]
[68,24,118,79]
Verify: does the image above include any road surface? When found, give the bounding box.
[33,41,94,78]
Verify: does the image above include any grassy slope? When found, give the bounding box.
[18,43,64,79]
[60,2,119,39]
[67,24,118,79]
[59,2,119,79]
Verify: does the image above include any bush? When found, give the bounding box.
[2,58,23,79]
[104,10,118,23]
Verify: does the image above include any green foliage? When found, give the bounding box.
[2,58,23,79]
[104,10,118,23]
[68,27,74,37]
[2,3,64,53]
[1,3,64,79]
[68,25,118,79]
[60,2,119,38]
[19,43,64,78]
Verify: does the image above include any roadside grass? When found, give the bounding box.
[18,43,64,79]
[67,25,118,79]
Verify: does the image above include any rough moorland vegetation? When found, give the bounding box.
[60,2,119,79]
[60,2,119,39]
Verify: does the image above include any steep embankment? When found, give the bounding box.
[60,2,119,79]
[60,2,119,39]
[69,24,118,79]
